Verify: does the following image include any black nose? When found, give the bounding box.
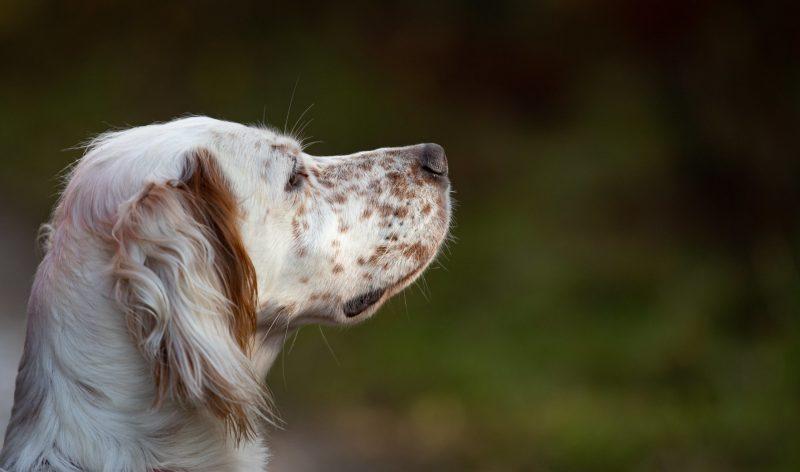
[418,143,448,177]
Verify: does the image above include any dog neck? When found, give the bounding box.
[0,244,272,472]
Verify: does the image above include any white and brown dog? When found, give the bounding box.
[0,117,451,471]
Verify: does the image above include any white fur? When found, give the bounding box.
[0,117,451,471]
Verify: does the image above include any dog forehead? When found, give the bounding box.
[209,124,301,159]
[202,128,305,190]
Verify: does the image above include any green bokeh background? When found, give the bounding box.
[1,1,799,470]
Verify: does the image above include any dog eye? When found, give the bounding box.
[285,159,308,191]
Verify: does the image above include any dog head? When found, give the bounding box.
[239,137,451,327]
[69,117,451,440]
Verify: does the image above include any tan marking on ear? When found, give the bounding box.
[181,149,258,356]
[151,148,259,440]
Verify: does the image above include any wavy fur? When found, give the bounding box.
[112,149,262,441]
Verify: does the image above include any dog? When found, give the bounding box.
[0,116,451,471]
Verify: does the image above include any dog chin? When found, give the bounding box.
[343,288,386,317]
[334,262,431,324]
[338,227,450,323]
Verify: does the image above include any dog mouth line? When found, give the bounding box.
[341,260,433,318]
[343,288,386,317]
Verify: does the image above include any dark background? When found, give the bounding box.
[1,1,799,470]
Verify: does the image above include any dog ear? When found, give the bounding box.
[111,148,262,441]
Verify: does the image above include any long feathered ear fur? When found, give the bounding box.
[111,148,262,441]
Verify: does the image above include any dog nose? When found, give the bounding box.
[418,143,448,177]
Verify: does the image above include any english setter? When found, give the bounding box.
[0,117,451,471]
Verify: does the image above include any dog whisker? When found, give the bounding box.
[317,326,341,367]
[283,77,300,135]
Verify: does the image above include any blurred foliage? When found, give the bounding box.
[1,0,799,470]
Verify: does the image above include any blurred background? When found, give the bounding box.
[1,1,799,470]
